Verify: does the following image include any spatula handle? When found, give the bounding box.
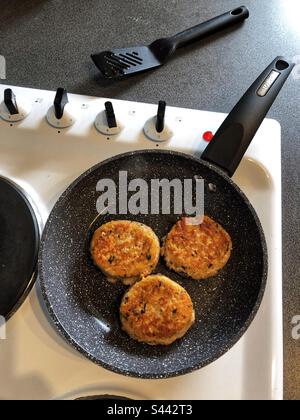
[172,6,249,49]
[201,57,294,177]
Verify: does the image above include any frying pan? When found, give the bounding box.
[39,57,293,378]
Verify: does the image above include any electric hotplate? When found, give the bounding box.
[0,177,40,319]
[0,84,283,399]
[75,395,131,401]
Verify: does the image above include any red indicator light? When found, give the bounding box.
[203,131,214,142]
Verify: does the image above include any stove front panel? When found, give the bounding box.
[0,85,282,400]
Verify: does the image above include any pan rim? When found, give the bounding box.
[38,149,268,379]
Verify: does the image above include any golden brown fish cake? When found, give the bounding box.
[120,275,195,345]
[90,221,160,285]
[162,216,232,280]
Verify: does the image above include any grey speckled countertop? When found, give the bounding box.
[1,0,299,399]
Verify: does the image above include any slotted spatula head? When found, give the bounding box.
[91,7,250,80]
[91,45,164,80]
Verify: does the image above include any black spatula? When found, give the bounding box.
[91,6,249,80]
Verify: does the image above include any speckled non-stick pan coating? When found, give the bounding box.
[39,150,268,379]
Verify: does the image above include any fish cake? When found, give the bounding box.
[162,216,232,280]
[120,275,195,346]
[90,220,160,285]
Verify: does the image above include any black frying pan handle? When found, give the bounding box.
[201,57,294,177]
[171,6,249,49]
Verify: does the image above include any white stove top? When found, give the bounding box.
[0,84,282,400]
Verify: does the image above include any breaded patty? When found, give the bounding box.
[90,221,160,285]
[120,275,195,345]
[162,216,232,280]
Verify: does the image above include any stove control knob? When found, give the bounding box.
[46,88,77,128]
[0,88,31,122]
[144,101,173,142]
[95,101,123,135]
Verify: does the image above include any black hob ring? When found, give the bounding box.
[0,177,40,319]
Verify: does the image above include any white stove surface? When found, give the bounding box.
[0,85,282,400]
